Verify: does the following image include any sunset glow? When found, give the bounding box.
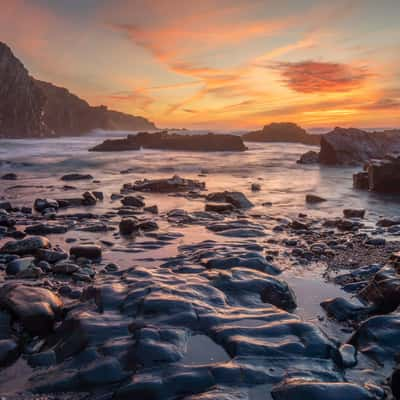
[2,0,399,130]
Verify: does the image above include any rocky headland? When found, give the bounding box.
[0,42,156,138]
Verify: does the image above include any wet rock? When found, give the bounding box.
[92,191,104,200]
[306,194,326,204]
[82,191,97,206]
[343,209,366,219]
[37,248,68,263]
[336,219,363,231]
[358,265,400,313]
[365,237,386,246]
[27,350,57,367]
[121,195,145,207]
[297,150,320,164]
[0,235,50,255]
[119,218,139,235]
[25,223,68,235]
[139,220,159,232]
[0,283,63,336]
[205,203,235,213]
[290,220,308,230]
[367,155,400,193]
[6,256,35,275]
[353,171,369,190]
[205,191,253,209]
[34,198,59,213]
[70,245,102,260]
[144,205,158,214]
[391,368,400,399]
[350,313,400,363]
[320,297,371,322]
[52,262,80,274]
[61,173,93,181]
[271,379,378,400]
[1,173,17,180]
[377,217,400,227]
[0,339,19,366]
[213,268,295,311]
[133,175,205,193]
[251,183,261,191]
[0,200,12,211]
[205,254,281,275]
[339,344,357,368]
[207,221,265,237]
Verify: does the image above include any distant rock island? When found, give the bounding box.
[0,42,156,138]
[243,122,321,145]
[89,131,247,152]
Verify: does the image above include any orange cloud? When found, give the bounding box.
[275,61,371,93]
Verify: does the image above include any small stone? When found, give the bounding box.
[6,257,35,275]
[343,209,366,219]
[1,173,17,180]
[121,196,145,208]
[306,194,326,204]
[251,183,261,191]
[61,173,93,181]
[119,218,139,235]
[144,205,159,214]
[70,245,102,260]
[339,344,357,368]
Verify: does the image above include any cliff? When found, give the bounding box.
[0,42,156,138]
[243,122,321,146]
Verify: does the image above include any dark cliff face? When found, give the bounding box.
[243,122,321,146]
[0,43,48,137]
[0,42,156,138]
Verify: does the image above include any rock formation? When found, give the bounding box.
[243,122,321,145]
[0,41,156,138]
[353,154,400,193]
[89,131,247,152]
[319,127,400,165]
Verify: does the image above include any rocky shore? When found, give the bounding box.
[1,169,400,399]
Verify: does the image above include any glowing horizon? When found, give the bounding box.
[2,0,399,130]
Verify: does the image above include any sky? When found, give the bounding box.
[1,0,399,130]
